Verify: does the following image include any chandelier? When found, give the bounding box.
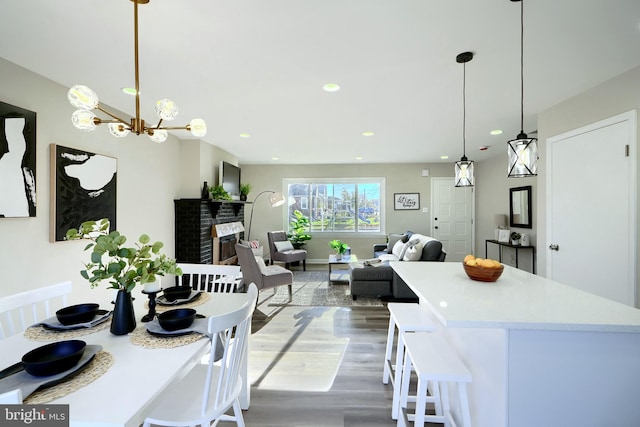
[454,51,475,188]
[67,0,206,143]
[507,0,537,177]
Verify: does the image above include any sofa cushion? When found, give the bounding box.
[274,240,294,252]
[391,240,409,259]
[403,239,426,261]
[387,233,408,253]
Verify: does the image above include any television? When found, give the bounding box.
[219,161,241,200]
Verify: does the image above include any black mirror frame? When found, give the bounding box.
[509,185,532,229]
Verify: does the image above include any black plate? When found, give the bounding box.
[41,309,111,331]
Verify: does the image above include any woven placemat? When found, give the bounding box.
[151,291,211,313]
[129,325,207,349]
[24,351,114,404]
[24,319,111,342]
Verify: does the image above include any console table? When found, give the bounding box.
[485,239,535,273]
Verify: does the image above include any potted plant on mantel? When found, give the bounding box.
[329,239,349,260]
[208,185,232,201]
[239,183,252,201]
[66,218,182,335]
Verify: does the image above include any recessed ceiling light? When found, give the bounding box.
[440,155,449,160]
[490,129,503,135]
[362,131,374,137]
[355,156,363,160]
[121,87,138,96]
[272,157,279,161]
[323,83,340,92]
[239,133,251,138]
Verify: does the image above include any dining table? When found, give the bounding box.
[0,290,252,427]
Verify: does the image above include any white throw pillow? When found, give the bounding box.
[274,240,294,252]
[255,256,268,274]
[392,240,409,260]
[403,239,426,261]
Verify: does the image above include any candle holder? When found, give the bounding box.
[141,290,159,322]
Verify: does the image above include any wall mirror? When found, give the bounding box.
[509,185,532,229]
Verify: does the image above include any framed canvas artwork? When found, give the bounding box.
[394,193,420,210]
[50,144,117,242]
[0,101,37,218]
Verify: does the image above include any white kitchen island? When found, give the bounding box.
[392,262,640,427]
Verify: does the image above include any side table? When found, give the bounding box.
[485,239,536,273]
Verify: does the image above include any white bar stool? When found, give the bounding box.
[383,302,436,419]
[399,332,472,427]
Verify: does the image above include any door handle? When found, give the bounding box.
[549,244,559,251]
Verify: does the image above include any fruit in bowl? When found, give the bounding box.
[463,255,504,282]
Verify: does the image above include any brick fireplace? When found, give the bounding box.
[174,199,246,264]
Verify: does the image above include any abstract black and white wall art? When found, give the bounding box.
[0,101,37,218]
[50,144,117,242]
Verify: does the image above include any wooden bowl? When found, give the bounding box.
[462,262,504,282]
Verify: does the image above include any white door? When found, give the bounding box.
[431,177,474,262]
[547,110,636,306]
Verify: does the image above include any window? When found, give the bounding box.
[284,178,384,234]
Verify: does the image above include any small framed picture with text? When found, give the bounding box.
[394,193,420,210]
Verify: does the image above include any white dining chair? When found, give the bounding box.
[142,283,257,427]
[0,389,23,404]
[176,263,241,293]
[0,281,72,339]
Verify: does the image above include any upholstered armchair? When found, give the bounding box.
[267,231,307,271]
[234,244,293,298]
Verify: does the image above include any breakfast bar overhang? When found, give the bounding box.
[392,262,640,427]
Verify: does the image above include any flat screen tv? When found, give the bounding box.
[219,161,241,199]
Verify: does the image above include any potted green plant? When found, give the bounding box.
[287,209,312,249]
[208,185,232,201]
[510,231,522,245]
[239,183,252,201]
[328,239,349,260]
[65,218,182,335]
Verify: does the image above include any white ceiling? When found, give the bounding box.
[1,0,639,165]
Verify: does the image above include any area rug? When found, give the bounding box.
[260,270,383,307]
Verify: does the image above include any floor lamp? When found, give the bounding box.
[246,190,285,241]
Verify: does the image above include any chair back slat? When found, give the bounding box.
[176,264,241,293]
[202,283,257,416]
[0,281,72,339]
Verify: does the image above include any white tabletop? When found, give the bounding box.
[0,292,251,427]
[392,262,640,332]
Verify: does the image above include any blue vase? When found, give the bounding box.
[111,290,136,335]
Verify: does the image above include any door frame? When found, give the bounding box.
[545,110,637,305]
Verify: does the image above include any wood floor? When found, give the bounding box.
[242,305,396,427]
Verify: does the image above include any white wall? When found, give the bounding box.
[0,57,235,307]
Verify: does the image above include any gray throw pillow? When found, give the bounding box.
[274,240,294,252]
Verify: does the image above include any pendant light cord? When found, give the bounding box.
[519,0,524,135]
[462,61,467,157]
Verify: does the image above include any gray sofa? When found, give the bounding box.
[349,231,446,300]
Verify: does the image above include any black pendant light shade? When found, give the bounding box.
[508,0,538,177]
[455,51,474,187]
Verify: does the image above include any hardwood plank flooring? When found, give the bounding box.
[228,304,441,427]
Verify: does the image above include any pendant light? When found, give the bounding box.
[454,51,474,187]
[507,0,538,177]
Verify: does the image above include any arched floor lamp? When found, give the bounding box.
[246,191,285,241]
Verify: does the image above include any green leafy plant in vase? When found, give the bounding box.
[239,183,252,201]
[287,209,312,249]
[65,218,183,335]
[329,239,349,260]
[208,185,232,201]
[510,231,522,245]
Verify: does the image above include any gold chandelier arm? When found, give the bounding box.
[95,105,130,126]
[154,125,190,131]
